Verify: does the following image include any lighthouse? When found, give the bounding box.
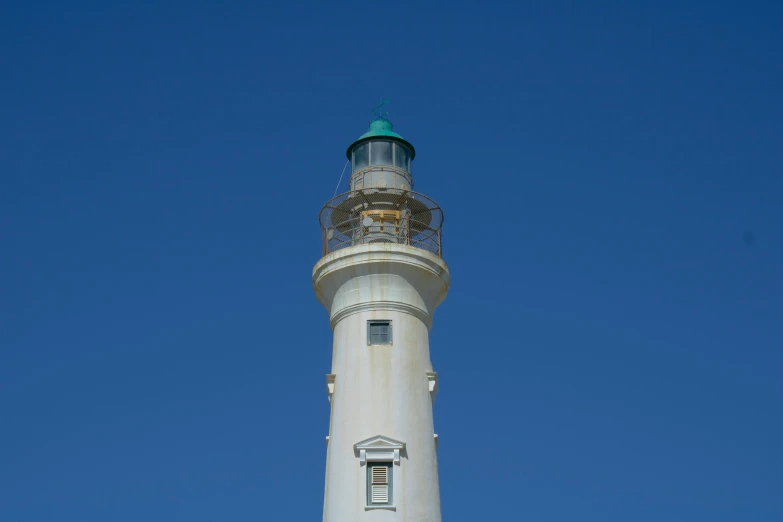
[313,108,450,521]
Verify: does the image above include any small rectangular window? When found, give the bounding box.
[367,462,392,505]
[367,320,392,345]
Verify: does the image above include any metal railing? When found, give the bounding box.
[319,188,444,257]
[322,214,441,257]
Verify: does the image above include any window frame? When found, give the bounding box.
[367,320,393,346]
[354,435,404,512]
[367,461,393,507]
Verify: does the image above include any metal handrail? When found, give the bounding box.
[321,214,442,257]
[319,188,444,258]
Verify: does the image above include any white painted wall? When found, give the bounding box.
[313,244,450,522]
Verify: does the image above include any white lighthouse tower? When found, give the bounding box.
[313,108,450,521]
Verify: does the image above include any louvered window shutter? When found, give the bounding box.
[371,465,387,484]
[368,463,391,505]
[371,484,388,504]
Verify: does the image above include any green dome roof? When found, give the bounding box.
[346,119,416,160]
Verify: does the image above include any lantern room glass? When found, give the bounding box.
[353,143,369,170]
[352,140,411,173]
[370,141,392,166]
[394,143,409,170]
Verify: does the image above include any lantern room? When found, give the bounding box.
[347,118,416,192]
[320,114,443,258]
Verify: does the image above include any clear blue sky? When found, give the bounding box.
[1,1,780,520]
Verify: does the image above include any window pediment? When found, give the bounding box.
[354,435,405,465]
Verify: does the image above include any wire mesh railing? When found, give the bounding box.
[321,214,442,256]
[319,189,444,257]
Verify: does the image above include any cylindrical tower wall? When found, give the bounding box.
[324,309,440,522]
[313,244,449,522]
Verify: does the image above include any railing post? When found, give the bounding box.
[438,229,442,257]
